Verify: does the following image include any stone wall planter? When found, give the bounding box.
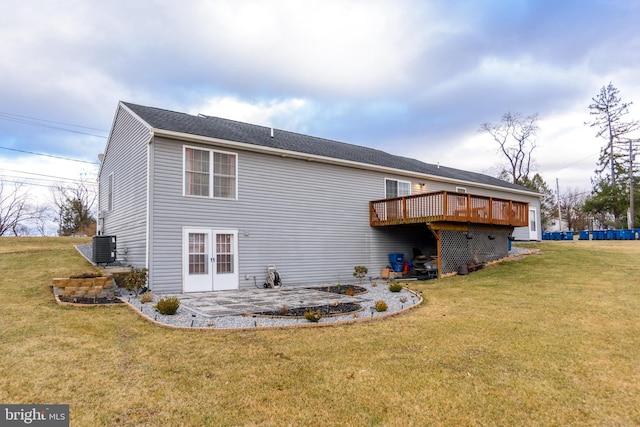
[51,276,115,299]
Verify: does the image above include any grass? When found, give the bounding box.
[1,237,639,426]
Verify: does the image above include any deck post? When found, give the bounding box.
[402,197,407,224]
[443,191,448,221]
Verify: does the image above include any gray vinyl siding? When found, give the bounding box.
[146,136,541,292]
[148,138,439,292]
[98,106,150,267]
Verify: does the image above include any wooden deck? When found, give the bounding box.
[370,191,529,227]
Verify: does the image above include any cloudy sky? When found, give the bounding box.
[2,0,640,213]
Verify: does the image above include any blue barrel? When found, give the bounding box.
[389,253,404,263]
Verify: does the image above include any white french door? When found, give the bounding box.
[183,228,239,292]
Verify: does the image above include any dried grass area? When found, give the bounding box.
[1,237,639,426]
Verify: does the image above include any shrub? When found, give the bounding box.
[388,282,403,292]
[125,267,148,297]
[374,300,388,312]
[353,266,368,284]
[155,296,180,315]
[140,291,154,304]
[345,287,355,297]
[303,309,322,322]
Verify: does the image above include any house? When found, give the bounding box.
[97,102,541,293]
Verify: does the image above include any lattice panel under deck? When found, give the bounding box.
[439,227,511,274]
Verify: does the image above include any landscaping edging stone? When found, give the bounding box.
[119,284,424,331]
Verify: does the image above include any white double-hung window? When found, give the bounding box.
[184,146,237,199]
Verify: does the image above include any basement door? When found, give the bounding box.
[183,228,239,292]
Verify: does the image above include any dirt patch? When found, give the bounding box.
[57,295,123,305]
[69,272,102,279]
[311,285,367,295]
[251,302,362,318]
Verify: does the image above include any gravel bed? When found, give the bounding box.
[120,283,423,330]
[508,246,531,256]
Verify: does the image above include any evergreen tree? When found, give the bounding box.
[586,82,638,228]
[59,197,95,236]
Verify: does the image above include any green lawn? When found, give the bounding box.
[1,237,639,426]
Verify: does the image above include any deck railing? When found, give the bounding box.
[370,191,529,227]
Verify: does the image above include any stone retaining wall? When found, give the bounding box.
[51,276,116,298]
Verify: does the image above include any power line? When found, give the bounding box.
[0,111,107,132]
[0,168,95,183]
[0,178,89,191]
[0,111,108,138]
[0,175,98,188]
[0,146,99,165]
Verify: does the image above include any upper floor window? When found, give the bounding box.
[184,146,237,199]
[385,178,411,198]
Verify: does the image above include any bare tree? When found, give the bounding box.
[32,204,54,236]
[560,188,590,231]
[480,112,540,185]
[50,175,97,236]
[0,179,30,236]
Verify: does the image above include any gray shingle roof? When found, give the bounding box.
[122,102,533,193]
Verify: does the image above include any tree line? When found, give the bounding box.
[481,82,639,231]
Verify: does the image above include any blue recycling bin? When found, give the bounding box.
[391,262,404,272]
[579,230,590,240]
[563,231,574,240]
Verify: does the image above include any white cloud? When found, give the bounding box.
[189,96,313,131]
[178,0,430,98]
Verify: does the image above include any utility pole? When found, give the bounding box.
[556,178,562,231]
[628,138,636,229]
